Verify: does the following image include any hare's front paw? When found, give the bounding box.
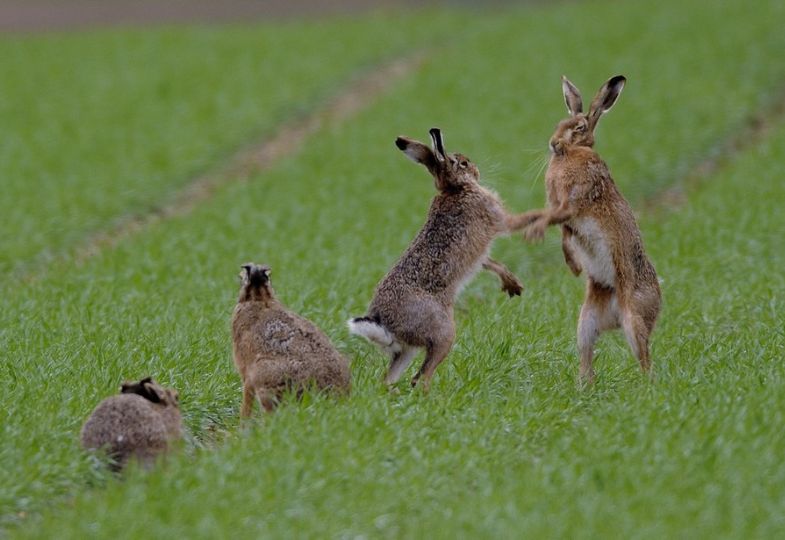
[502,277,523,297]
[523,219,547,242]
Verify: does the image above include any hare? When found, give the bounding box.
[232,263,350,415]
[349,128,535,390]
[80,377,183,471]
[521,75,661,383]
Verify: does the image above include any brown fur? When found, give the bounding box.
[350,128,536,390]
[231,264,350,416]
[80,377,182,471]
[521,76,661,383]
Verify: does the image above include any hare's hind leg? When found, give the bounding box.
[385,346,418,385]
[621,288,660,374]
[577,281,618,383]
[241,382,255,418]
[622,312,651,373]
[256,388,279,412]
[411,333,455,391]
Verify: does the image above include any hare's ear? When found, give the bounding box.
[121,377,163,403]
[396,136,437,171]
[240,263,253,284]
[140,380,165,404]
[588,75,626,129]
[428,128,447,163]
[120,376,151,394]
[257,266,271,285]
[120,381,139,394]
[562,76,583,116]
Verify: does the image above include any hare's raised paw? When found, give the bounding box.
[523,220,547,242]
[503,279,523,297]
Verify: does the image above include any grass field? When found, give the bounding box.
[2,0,785,537]
[0,12,459,277]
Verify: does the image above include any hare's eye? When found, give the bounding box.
[574,124,586,133]
[459,160,469,169]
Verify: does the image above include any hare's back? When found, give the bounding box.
[81,395,167,450]
[382,201,496,294]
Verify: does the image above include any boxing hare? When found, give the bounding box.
[522,75,661,383]
[350,128,534,390]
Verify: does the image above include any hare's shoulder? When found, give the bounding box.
[430,186,505,224]
[551,151,618,209]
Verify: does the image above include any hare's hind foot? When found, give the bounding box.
[410,337,454,390]
[384,346,418,385]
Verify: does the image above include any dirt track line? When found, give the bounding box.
[73,51,426,264]
[644,84,785,211]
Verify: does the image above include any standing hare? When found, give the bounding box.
[80,377,183,471]
[232,263,350,415]
[522,75,661,382]
[349,128,534,390]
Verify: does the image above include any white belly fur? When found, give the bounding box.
[569,217,616,287]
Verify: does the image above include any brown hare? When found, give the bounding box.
[80,377,183,471]
[522,75,661,383]
[232,263,350,415]
[349,128,535,390]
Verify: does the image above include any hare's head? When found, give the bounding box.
[396,128,480,192]
[121,377,179,408]
[121,377,182,438]
[549,75,626,155]
[238,263,274,303]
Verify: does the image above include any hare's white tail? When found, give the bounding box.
[348,317,401,354]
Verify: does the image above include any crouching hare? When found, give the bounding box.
[349,128,535,390]
[80,377,183,471]
[232,263,350,415]
[522,75,661,383]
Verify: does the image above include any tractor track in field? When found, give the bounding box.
[69,51,426,265]
[644,83,785,211]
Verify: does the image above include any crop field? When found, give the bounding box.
[1,0,784,537]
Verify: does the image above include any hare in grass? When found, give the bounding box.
[521,75,661,383]
[232,263,350,415]
[349,128,536,390]
[80,377,183,471]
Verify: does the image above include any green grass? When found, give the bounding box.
[0,11,461,276]
[2,0,785,537]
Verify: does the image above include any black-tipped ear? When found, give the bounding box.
[429,128,446,162]
[242,264,271,288]
[120,377,150,394]
[562,76,583,116]
[258,266,271,284]
[141,381,164,403]
[598,75,626,112]
[121,377,162,403]
[588,75,626,127]
[396,135,437,172]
